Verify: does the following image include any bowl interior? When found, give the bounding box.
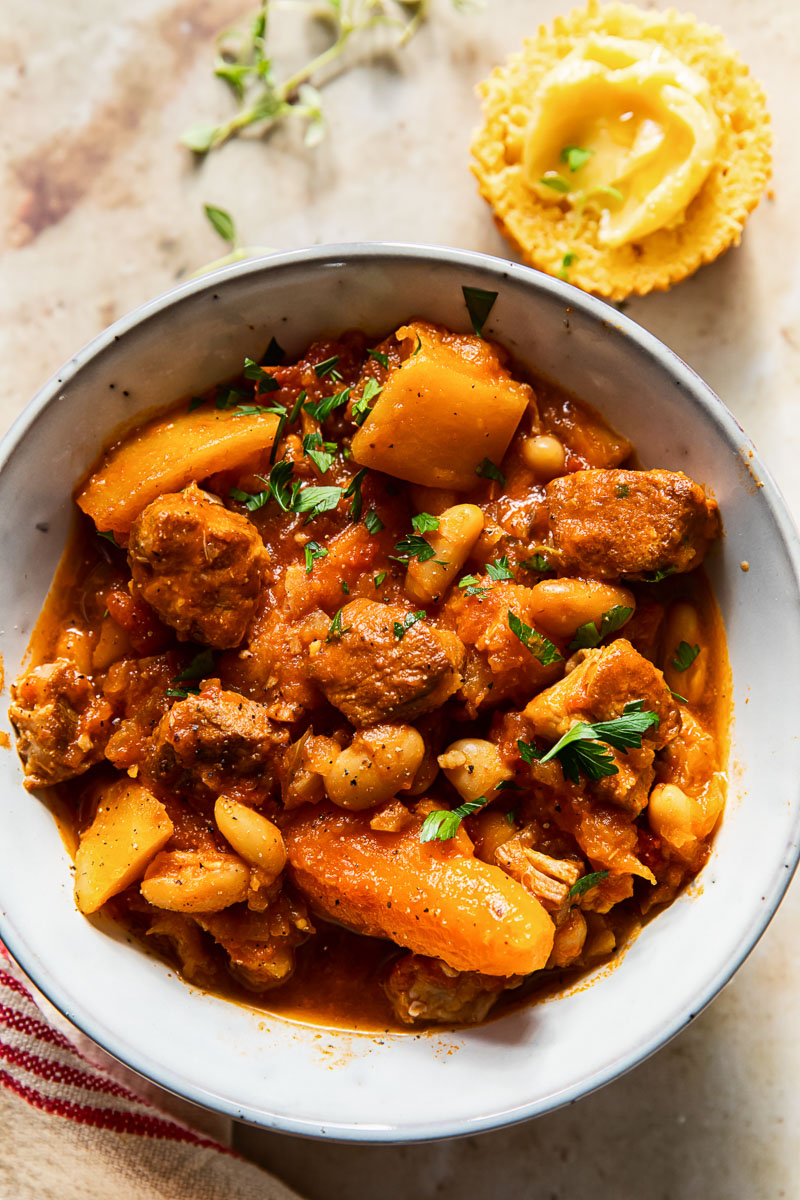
[1,245,799,1141]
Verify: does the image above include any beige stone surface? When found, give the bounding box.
[2,0,799,1195]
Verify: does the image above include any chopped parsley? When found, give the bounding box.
[314,355,342,380]
[559,251,578,280]
[476,457,505,487]
[540,172,571,193]
[462,286,498,338]
[340,579,350,595]
[392,533,442,565]
[304,540,328,575]
[203,204,235,242]
[97,530,120,547]
[671,641,700,673]
[520,553,552,574]
[262,337,285,366]
[326,607,350,642]
[367,347,389,368]
[303,431,336,474]
[516,738,541,764]
[343,468,367,520]
[412,512,440,534]
[641,567,676,584]
[294,485,343,520]
[486,555,514,582]
[567,870,610,900]
[419,796,492,843]
[458,574,492,598]
[616,483,630,499]
[229,484,270,511]
[507,611,563,666]
[289,391,306,423]
[534,701,660,784]
[304,386,352,422]
[243,357,280,393]
[215,386,250,410]
[167,648,216,699]
[374,571,387,589]
[568,605,633,652]
[188,395,206,413]
[560,146,593,172]
[393,610,426,641]
[364,509,384,535]
[263,460,294,511]
[352,377,382,426]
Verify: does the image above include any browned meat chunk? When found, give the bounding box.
[306,598,465,727]
[194,892,312,990]
[9,660,114,789]
[128,482,269,648]
[102,654,174,770]
[148,684,288,797]
[544,469,720,580]
[524,640,680,815]
[383,954,515,1026]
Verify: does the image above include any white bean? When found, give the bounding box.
[521,434,566,482]
[439,738,512,803]
[405,504,484,604]
[323,724,425,810]
[662,601,707,705]
[528,578,635,641]
[214,797,287,881]
[141,850,249,912]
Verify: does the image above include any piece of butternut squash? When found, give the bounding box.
[77,406,280,534]
[284,805,554,976]
[351,321,531,490]
[74,780,173,915]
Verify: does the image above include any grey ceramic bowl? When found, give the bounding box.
[1,244,799,1142]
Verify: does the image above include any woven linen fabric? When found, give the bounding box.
[0,949,303,1200]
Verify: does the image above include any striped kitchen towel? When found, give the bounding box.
[0,949,302,1200]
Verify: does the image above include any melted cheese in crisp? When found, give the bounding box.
[523,35,720,247]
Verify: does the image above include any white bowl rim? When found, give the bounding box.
[2,241,800,1143]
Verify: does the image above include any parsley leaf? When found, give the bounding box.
[352,377,382,426]
[262,460,294,511]
[412,512,440,534]
[392,533,438,564]
[671,641,700,673]
[340,580,350,594]
[326,607,350,642]
[419,796,492,843]
[590,700,661,749]
[243,357,280,392]
[293,485,343,520]
[540,173,571,193]
[641,567,677,584]
[486,556,514,582]
[343,468,367,520]
[516,738,541,764]
[188,395,206,413]
[302,432,336,474]
[560,146,593,172]
[97,530,120,547]
[567,870,609,900]
[537,701,660,783]
[393,610,426,641]
[367,348,389,368]
[476,457,505,487]
[229,484,270,511]
[616,483,630,499]
[304,387,352,422]
[314,355,342,380]
[168,648,216,698]
[568,604,633,652]
[559,251,578,280]
[304,540,328,575]
[374,571,387,589]
[203,203,236,244]
[289,391,306,423]
[364,509,384,534]
[462,286,498,337]
[520,553,552,574]
[262,337,285,366]
[458,574,492,598]
[507,611,563,666]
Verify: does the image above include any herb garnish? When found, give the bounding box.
[458,574,492,599]
[263,460,295,511]
[304,386,352,422]
[486,556,514,582]
[294,484,343,520]
[314,355,342,381]
[352,377,382,426]
[374,571,387,588]
[326,607,350,642]
[243,357,280,392]
[529,701,661,784]
[616,483,630,499]
[343,468,367,520]
[462,286,498,337]
[304,540,329,575]
[412,512,440,535]
[641,567,676,584]
[671,641,700,673]
[419,796,492,843]
[507,611,563,666]
[520,553,552,573]
[540,173,571,193]
[568,604,633,652]
[568,870,610,900]
[166,648,216,699]
[97,530,121,547]
[341,580,350,594]
[303,432,336,474]
[392,532,443,566]
[203,204,236,244]
[393,610,425,641]
[367,347,389,368]
[262,337,285,366]
[364,509,384,534]
[559,251,578,280]
[560,146,593,172]
[475,457,505,487]
[229,484,271,511]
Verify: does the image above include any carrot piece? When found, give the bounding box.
[284,806,554,977]
[76,406,280,535]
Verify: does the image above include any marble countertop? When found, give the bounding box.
[2,0,798,1195]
